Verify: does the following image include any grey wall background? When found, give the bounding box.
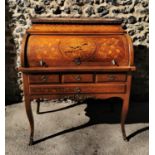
[5,0,149,104]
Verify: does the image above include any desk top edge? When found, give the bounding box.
[31,18,123,25]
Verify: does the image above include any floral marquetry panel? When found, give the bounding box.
[59,38,96,60]
[27,35,129,67]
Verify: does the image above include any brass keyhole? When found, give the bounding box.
[74,87,81,93]
[74,58,81,65]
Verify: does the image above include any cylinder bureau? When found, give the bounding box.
[18,18,136,145]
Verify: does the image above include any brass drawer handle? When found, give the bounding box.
[108,75,116,80]
[111,59,116,65]
[74,57,81,65]
[75,75,81,81]
[41,75,48,82]
[39,59,46,67]
[111,59,119,66]
[74,87,81,93]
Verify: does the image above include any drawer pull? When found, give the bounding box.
[111,59,119,66]
[111,59,116,65]
[41,75,48,82]
[74,57,81,65]
[108,75,116,80]
[74,87,81,93]
[75,75,81,81]
[39,59,46,67]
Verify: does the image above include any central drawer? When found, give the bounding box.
[29,84,126,95]
[62,73,93,83]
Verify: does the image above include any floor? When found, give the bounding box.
[5,99,149,155]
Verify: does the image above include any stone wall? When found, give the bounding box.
[5,0,149,104]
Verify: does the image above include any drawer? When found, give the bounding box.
[62,74,93,83]
[29,84,126,95]
[96,74,127,82]
[29,74,60,84]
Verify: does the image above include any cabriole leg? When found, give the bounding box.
[36,99,40,114]
[25,97,34,145]
[121,97,129,141]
